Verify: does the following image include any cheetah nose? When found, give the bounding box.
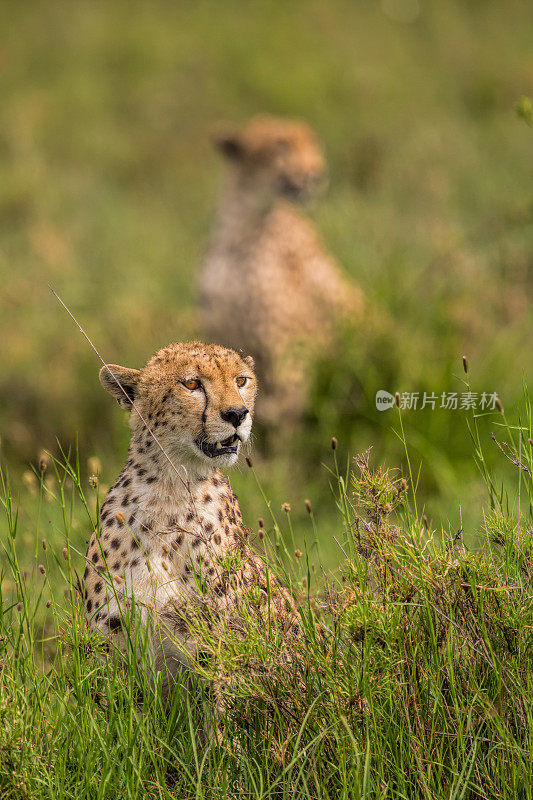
[220,406,248,428]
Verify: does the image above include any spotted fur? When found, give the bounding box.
[84,342,297,691]
[199,115,364,424]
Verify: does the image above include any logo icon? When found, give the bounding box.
[375,390,395,411]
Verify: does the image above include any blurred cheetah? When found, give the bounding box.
[84,342,298,696]
[199,115,364,425]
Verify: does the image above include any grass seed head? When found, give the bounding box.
[305,499,312,514]
[245,456,253,468]
[462,355,468,373]
[282,502,291,513]
[331,436,338,450]
[38,564,46,575]
[115,511,125,525]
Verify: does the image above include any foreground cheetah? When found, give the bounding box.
[84,342,298,696]
[199,115,364,425]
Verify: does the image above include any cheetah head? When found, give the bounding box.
[99,342,257,472]
[214,115,326,203]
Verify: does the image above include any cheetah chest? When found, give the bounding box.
[84,472,247,629]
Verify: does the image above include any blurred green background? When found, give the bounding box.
[1,0,532,551]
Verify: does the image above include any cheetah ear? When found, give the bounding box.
[243,355,255,370]
[212,127,244,160]
[99,365,140,410]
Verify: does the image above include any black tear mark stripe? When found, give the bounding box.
[200,386,208,425]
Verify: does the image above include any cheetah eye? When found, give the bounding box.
[236,376,248,388]
[182,378,202,391]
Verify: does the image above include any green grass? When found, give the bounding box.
[1,401,532,798]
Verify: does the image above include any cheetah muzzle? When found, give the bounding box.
[195,432,241,458]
